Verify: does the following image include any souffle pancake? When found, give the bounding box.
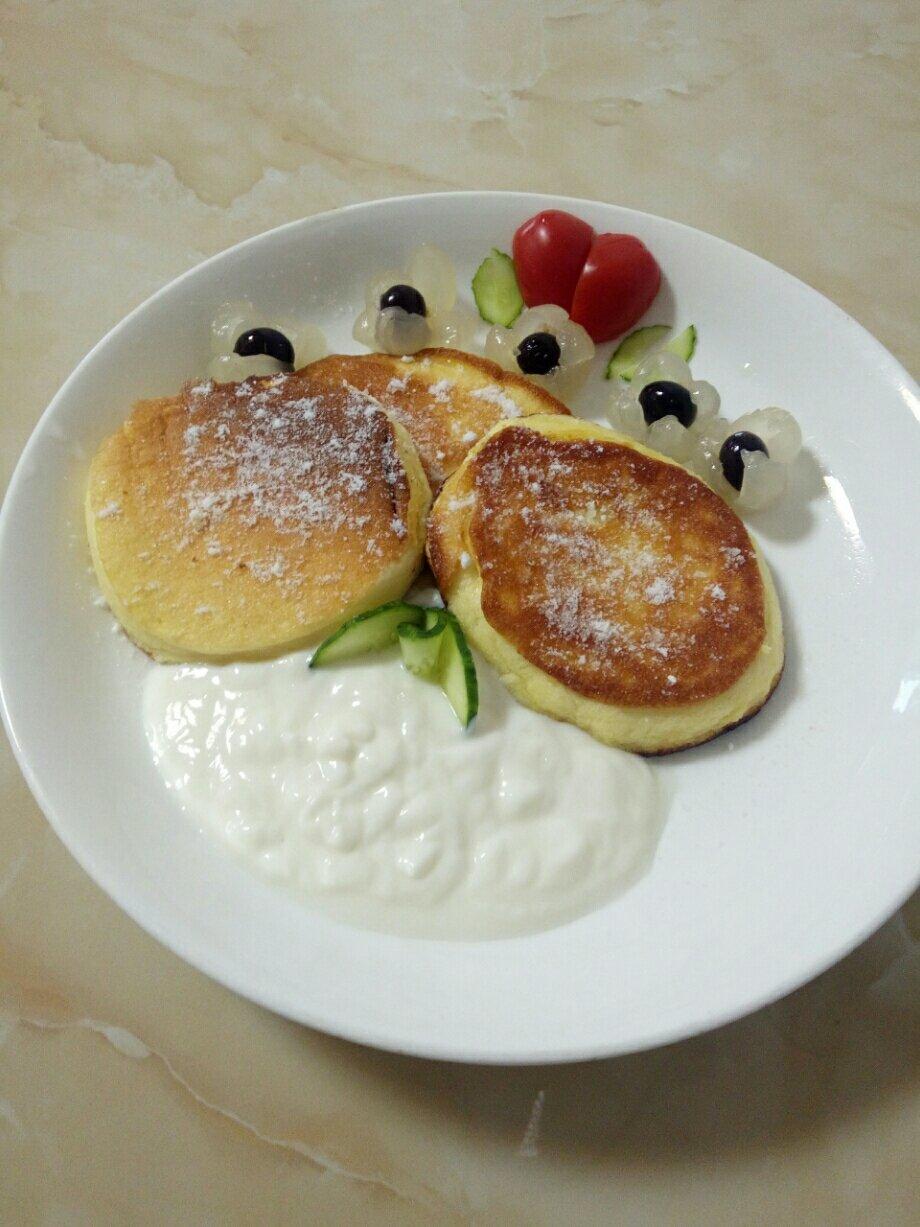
[86,372,431,663]
[427,415,784,754]
[302,348,570,490]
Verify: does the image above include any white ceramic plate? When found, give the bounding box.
[1,193,918,1063]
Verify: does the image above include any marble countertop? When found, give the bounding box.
[1,2,917,1222]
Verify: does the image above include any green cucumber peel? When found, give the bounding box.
[310,601,425,667]
[471,249,524,327]
[605,323,697,381]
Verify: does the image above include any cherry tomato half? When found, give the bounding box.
[512,210,595,312]
[570,233,661,343]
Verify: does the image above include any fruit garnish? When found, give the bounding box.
[233,326,295,367]
[639,380,696,428]
[380,284,427,316]
[511,210,662,343]
[719,431,768,491]
[512,210,595,312]
[209,299,327,383]
[569,233,661,343]
[607,349,719,462]
[515,331,562,375]
[353,245,477,356]
[484,305,594,400]
[691,408,801,511]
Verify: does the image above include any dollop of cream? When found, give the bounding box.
[144,652,663,938]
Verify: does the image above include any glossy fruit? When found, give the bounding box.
[233,327,295,365]
[730,408,802,464]
[570,234,661,343]
[516,331,562,375]
[638,380,696,428]
[484,305,594,399]
[379,284,427,316]
[512,210,595,311]
[719,430,768,491]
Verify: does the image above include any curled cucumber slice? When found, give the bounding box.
[398,608,479,727]
[312,600,479,729]
[472,249,524,327]
[605,323,697,381]
[666,323,697,365]
[605,324,670,381]
[435,611,479,728]
[397,609,446,679]
[310,601,425,667]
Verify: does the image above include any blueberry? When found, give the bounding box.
[233,327,295,366]
[379,284,427,316]
[516,331,561,375]
[719,430,769,491]
[638,380,696,428]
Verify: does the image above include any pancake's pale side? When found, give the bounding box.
[428,415,784,754]
[302,348,570,491]
[86,373,431,663]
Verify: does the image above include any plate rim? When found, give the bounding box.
[1,189,918,1064]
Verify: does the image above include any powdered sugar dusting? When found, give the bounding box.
[169,378,410,587]
[447,492,476,512]
[644,577,675,606]
[469,430,760,704]
[470,385,522,417]
[428,379,454,403]
[248,556,286,581]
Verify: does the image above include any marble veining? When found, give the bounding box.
[0,0,917,1222]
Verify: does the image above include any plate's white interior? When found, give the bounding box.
[1,192,918,1063]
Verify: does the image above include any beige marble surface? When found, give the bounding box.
[1,1,918,1222]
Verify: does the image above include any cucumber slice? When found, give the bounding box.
[438,612,479,728]
[398,608,478,726]
[398,609,447,679]
[665,323,696,363]
[472,249,524,327]
[310,601,425,667]
[312,600,478,728]
[604,325,670,381]
[605,323,698,381]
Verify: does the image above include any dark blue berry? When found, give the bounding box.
[233,327,294,366]
[638,380,696,428]
[719,430,769,491]
[516,331,561,375]
[379,284,427,316]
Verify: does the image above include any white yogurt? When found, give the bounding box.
[143,651,663,938]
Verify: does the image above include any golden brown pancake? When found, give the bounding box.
[86,372,431,662]
[428,415,784,754]
[301,348,570,490]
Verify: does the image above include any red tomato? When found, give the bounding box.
[570,234,661,343]
[512,210,595,311]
